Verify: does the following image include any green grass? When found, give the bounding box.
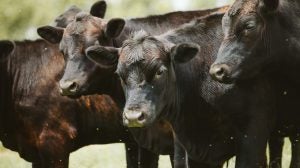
[0,138,293,168]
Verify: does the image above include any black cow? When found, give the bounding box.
[209,0,300,167]
[87,12,296,168]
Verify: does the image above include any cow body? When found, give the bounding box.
[0,39,146,168]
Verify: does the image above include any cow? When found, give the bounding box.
[209,0,300,167]
[87,13,238,167]
[0,39,151,168]
[37,5,231,168]
[86,12,296,168]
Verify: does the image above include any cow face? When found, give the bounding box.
[38,2,125,97]
[0,40,14,59]
[210,0,280,84]
[92,31,198,127]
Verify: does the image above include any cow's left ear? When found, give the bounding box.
[260,0,279,13]
[170,43,200,64]
[86,45,120,69]
[37,26,64,44]
[0,40,14,58]
[90,1,107,18]
[105,18,125,38]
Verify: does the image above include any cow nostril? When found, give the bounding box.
[137,113,145,121]
[68,82,78,92]
[210,64,231,81]
[215,67,225,77]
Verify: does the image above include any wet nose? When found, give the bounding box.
[59,81,79,96]
[209,64,230,82]
[123,110,146,127]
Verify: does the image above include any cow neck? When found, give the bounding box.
[0,44,17,140]
[98,74,125,109]
[279,1,300,67]
[0,50,14,114]
[155,13,233,161]
[261,1,300,82]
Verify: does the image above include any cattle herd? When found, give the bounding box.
[0,0,300,167]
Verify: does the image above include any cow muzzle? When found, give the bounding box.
[209,64,232,83]
[123,110,146,127]
[59,80,79,96]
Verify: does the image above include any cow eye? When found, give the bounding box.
[244,21,256,30]
[241,21,256,37]
[154,66,167,80]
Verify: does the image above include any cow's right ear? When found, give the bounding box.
[90,1,107,18]
[0,40,14,58]
[105,18,125,38]
[170,43,200,64]
[86,45,120,69]
[37,26,64,44]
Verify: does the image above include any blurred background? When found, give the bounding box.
[0,0,293,167]
[0,0,233,40]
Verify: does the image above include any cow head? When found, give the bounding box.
[209,0,281,83]
[38,1,126,97]
[87,31,199,127]
[54,5,82,28]
[54,1,107,28]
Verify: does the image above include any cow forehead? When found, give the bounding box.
[228,0,258,17]
[119,41,166,67]
[65,14,103,36]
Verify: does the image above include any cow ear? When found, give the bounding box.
[105,18,125,38]
[0,40,14,58]
[171,43,200,64]
[260,0,279,13]
[90,1,107,18]
[37,26,64,44]
[86,45,120,69]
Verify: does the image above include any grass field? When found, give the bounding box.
[0,138,293,168]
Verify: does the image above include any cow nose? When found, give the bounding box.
[59,81,79,96]
[123,110,146,127]
[209,64,230,82]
